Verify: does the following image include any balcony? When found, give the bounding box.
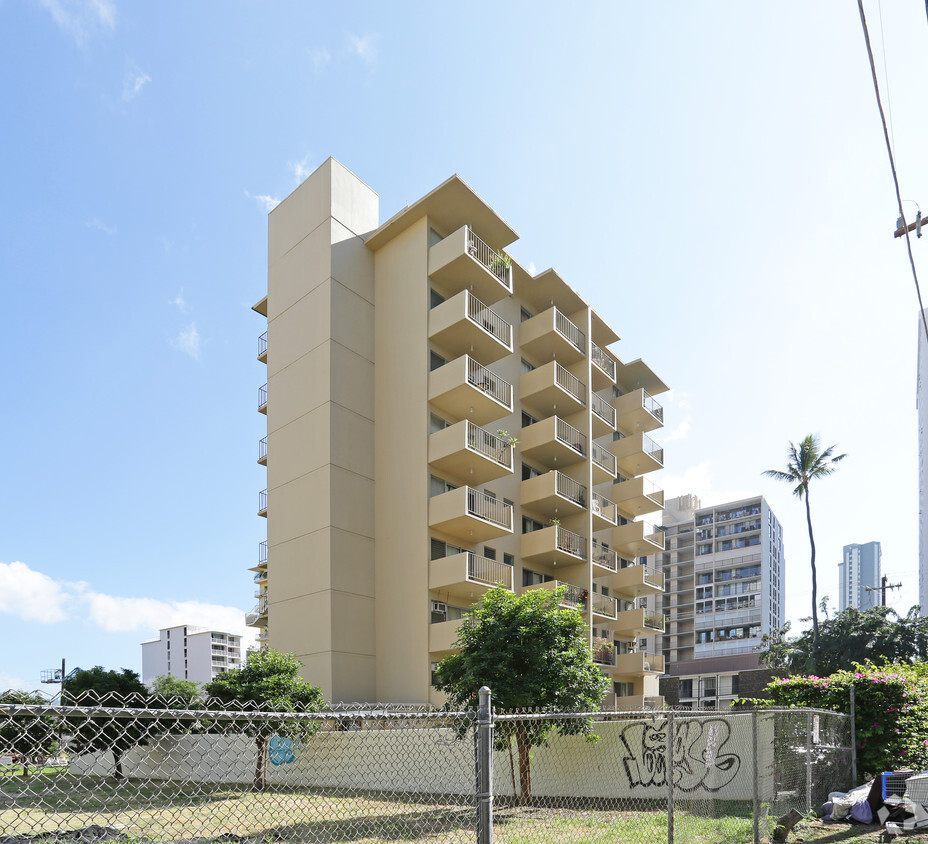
[520,361,586,419]
[521,471,587,520]
[614,695,665,712]
[521,525,588,566]
[613,520,665,557]
[591,491,618,529]
[612,432,664,477]
[429,420,514,484]
[429,290,512,364]
[258,384,268,414]
[430,552,514,603]
[612,608,665,638]
[258,489,268,518]
[519,417,587,469]
[590,342,617,390]
[257,436,268,466]
[253,570,267,583]
[611,563,665,598]
[613,475,665,520]
[257,331,268,364]
[429,486,513,542]
[522,580,587,611]
[591,539,618,576]
[519,306,586,364]
[430,355,512,426]
[258,540,268,565]
[590,591,617,621]
[592,642,617,667]
[614,388,664,436]
[428,225,512,304]
[590,393,616,436]
[591,441,616,484]
[429,617,464,655]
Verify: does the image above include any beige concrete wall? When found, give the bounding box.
[70,714,774,800]
[265,159,378,702]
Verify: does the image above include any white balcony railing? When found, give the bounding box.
[258,436,268,462]
[591,342,616,381]
[466,488,512,530]
[466,227,512,291]
[592,492,617,524]
[591,393,616,428]
[642,389,664,422]
[556,417,587,455]
[591,592,618,619]
[467,292,512,349]
[556,473,587,508]
[258,540,268,564]
[258,331,268,358]
[467,358,512,409]
[467,552,514,589]
[554,309,586,353]
[641,434,664,466]
[554,363,586,406]
[258,383,268,410]
[258,489,267,513]
[466,421,513,469]
[591,441,616,475]
[591,539,618,572]
[555,526,587,559]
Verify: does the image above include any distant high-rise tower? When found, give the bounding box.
[919,309,928,616]
[839,542,882,611]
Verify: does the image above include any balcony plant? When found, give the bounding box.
[489,249,511,279]
[495,429,519,462]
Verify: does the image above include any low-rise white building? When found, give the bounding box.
[141,625,242,687]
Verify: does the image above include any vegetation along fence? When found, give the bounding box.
[0,689,852,843]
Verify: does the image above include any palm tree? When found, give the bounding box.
[763,435,846,652]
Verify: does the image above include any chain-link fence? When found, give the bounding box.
[0,690,852,843]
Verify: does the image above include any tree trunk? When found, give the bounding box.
[805,488,819,656]
[113,750,124,781]
[254,736,267,791]
[516,727,532,805]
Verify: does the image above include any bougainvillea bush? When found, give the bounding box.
[744,662,928,779]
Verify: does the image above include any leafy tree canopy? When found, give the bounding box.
[0,691,59,776]
[433,586,610,801]
[204,648,325,790]
[760,605,928,676]
[150,674,201,705]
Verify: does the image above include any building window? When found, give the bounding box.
[520,306,533,322]
[429,288,445,309]
[483,546,497,560]
[429,351,446,372]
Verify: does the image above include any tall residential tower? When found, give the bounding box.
[838,541,882,611]
[247,158,670,707]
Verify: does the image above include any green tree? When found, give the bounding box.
[761,605,928,675]
[433,586,610,803]
[63,667,152,780]
[763,435,846,655]
[0,691,59,778]
[150,674,201,705]
[204,648,325,790]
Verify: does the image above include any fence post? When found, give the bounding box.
[666,710,674,844]
[477,686,494,844]
[752,710,760,844]
[849,685,857,786]
[805,712,813,814]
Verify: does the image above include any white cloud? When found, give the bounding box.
[290,153,313,184]
[0,561,253,645]
[527,261,538,276]
[347,32,379,65]
[85,218,115,235]
[0,672,35,692]
[0,561,73,623]
[172,323,201,359]
[122,69,151,102]
[38,0,115,45]
[169,289,188,314]
[659,460,752,511]
[306,47,330,72]
[245,190,280,213]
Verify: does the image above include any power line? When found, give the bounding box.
[857,0,928,346]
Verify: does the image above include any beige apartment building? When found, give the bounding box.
[247,158,669,707]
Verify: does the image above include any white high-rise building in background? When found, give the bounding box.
[919,309,928,616]
[838,541,882,611]
[141,625,242,687]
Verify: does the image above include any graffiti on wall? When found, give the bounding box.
[618,718,741,792]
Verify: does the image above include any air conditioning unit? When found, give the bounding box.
[431,602,448,620]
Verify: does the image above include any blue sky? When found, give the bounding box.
[2,1,926,691]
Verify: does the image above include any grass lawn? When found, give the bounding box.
[0,771,764,843]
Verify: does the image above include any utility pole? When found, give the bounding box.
[864,575,902,607]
